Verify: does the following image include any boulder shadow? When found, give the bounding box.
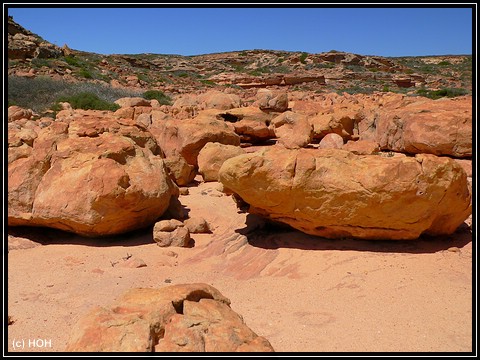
[237,214,473,255]
[7,225,156,248]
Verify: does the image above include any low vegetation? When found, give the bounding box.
[54,92,120,111]
[142,89,172,105]
[416,87,469,99]
[8,75,141,113]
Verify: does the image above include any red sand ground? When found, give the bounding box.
[7,179,473,353]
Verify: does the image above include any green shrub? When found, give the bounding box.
[142,90,172,105]
[64,55,81,67]
[416,87,468,99]
[56,92,120,111]
[299,52,308,64]
[78,68,93,79]
[438,61,451,66]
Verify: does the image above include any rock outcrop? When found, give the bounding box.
[65,283,274,352]
[219,147,471,240]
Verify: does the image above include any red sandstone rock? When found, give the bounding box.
[219,147,471,240]
[65,284,274,352]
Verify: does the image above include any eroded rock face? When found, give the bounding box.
[8,113,178,237]
[219,147,471,240]
[65,283,274,352]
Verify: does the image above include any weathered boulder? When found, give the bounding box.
[309,106,362,140]
[271,111,313,149]
[374,96,472,158]
[154,225,191,248]
[8,114,177,237]
[199,90,242,110]
[65,283,274,352]
[149,110,241,167]
[197,142,246,182]
[163,154,196,186]
[184,217,211,234]
[113,106,152,121]
[318,133,344,149]
[255,89,289,112]
[8,105,33,122]
[342,139,381,155]
[219,147,471,240]
[172,91,242,112]
[219,107,277,143]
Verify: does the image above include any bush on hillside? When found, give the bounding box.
[142,90,172,105]
[416,87,468,100]
[55,92,120,111]
[8,75,141,113]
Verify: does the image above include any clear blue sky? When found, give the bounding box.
[6,5,474,57]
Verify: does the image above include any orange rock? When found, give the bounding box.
[8,116,177,237]
[65,284,274,352]
[219,147,471,240]
[374,96,472,158]
[271,111,313,149]
[150,111,240,167]
[198,142,245,182]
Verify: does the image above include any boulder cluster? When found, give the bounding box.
[8,90,472,241]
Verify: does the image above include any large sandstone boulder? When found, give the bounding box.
[65,283,274,352]
[8,114,178,237]
[219,147,471,240]
[198,142,246,182]
[149,110,241,167]
[374,96,472,158]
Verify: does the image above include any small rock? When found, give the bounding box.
[120,258,147,268]
[184,217,211,234]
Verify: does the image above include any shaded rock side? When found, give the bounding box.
[65,283,274,352]
[218,147,471,240]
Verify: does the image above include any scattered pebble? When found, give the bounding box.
[166,251,178,258]
[447,247,460,253]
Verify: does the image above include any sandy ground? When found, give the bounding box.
[6,178,473,354]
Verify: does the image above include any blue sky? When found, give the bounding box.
[6,5,474,57]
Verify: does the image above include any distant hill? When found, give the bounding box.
[7,16,471,109]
